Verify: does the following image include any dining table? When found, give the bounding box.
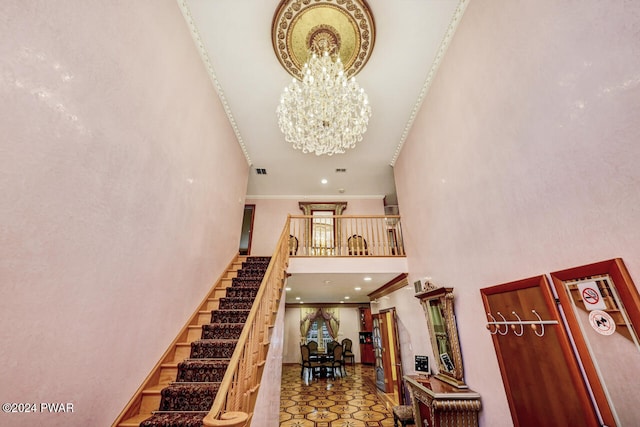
[309,350,334,379]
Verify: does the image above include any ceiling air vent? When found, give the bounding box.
[335,168,347,173]
[255,168,267,175]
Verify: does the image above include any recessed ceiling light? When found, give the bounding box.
[285,287,291,291]
[321,178,328,184]
[364,277,372,281]
[340,301,344,303]
[295,297,300,300]
[354,287,361,291]
[345,296,350,300]
[299,301,304,304]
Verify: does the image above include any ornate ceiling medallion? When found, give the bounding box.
[272,0,375,80]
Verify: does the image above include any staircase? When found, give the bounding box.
[115,256,271,427]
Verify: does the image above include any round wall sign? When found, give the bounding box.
[588,310,616,336]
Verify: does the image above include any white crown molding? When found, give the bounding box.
[390,0,470,166]
[177,0,252,166]
[246,194,385,200]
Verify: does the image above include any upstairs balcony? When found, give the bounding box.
[288,214,405,257]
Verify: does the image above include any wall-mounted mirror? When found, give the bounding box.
[415,283,467,389]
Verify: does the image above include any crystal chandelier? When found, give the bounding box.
[276,51,372,156]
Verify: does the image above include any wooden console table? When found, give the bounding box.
[404,375,481,427]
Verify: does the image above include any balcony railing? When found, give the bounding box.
[288,215,405,257]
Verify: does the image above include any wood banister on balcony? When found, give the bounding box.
[289,215,404,257]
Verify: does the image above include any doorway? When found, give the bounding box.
[372,314,385,391]
[311,210,335,255]
[238,205,254,255]
[373,308,404,403]
[550,259,640,426]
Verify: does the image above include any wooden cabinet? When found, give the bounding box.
[405,375,481,427]
[359,308,375,365]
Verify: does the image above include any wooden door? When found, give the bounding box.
[372,314,385,391]
[380,308,405,403]
[238,205,254,255]
[551,259,640,426]
[378,312,395,393]
[481,276,599,427]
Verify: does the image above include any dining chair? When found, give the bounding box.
[341,338,355,366]
[327,340,339,353]
[289,234,298,255]
[300,344,320,381]
[347,234,369,255]
[322,344,344,379]
[307,340,318,354]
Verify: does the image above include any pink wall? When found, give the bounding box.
[245,197,385,256]
[394,1,640,426]
[0,1,248,425]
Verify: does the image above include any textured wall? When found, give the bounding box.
[394,1,640,425]
[0,1,248,425]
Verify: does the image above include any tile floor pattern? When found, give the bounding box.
[279,364,396,427]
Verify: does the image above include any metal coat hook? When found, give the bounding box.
[496,312,509,335]
[531,310,546,337]
[511,311,524,336]
[485,309,559,337]
[486,312,499,335]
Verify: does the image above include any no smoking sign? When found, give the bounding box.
[582,287,599,305]
[577,281,607,311]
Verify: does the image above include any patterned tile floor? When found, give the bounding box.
[279,364,397,427]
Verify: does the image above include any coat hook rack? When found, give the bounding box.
[486,310,558,337]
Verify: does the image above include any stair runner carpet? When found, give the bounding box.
[140,257,271,427]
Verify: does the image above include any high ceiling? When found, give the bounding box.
[179,0,467,303]
[180,0,467,199]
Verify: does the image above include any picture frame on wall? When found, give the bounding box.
[415,355,430,374]
[440,353,454,372]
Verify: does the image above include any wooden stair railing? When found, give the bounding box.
[202,220,290,427]
[111,255,246,427]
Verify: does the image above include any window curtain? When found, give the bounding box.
[300,307,321,339]
[300,307,341,340]
[321,307,340,339]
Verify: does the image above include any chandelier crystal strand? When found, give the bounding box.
[277,51,371,156]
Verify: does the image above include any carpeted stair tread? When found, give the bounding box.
[231,277,263,286]
[210,310,250,324]
[158,383,221,412]
[218,297,255,310]
[244,256,271,263]
[241,259,270,269]
[176,359,230,383]
[201,323,245,340]
[236,268,268,278]
[140,411,207,427]
[190,339,237,359]
[224,287,260,298]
